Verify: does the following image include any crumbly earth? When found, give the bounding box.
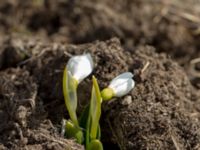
[0,67,83,150]
[1,0,200,89]
[0,37,200,150]
[101,45,200,150]
[0,0,200,150]
[0,0,199,68]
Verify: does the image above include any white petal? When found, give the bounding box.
[67,53,93,83]
[109,72,133,89]
[109,72,135,97]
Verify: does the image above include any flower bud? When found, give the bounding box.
[101,72,135,101]
[67,53,93,83]
[109,72,135,97]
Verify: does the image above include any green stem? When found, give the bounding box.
[63,67,78,126]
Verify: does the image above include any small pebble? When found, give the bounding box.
[121,96,132,105]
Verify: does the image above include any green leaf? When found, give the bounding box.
[87,140,103,150]
[65,120,84,144]
[63,67,78,126]
[75,130,84,144]
[79,104,90,129]
[65,120,78,138]
[97,125,101,140]
[86,105,91,148]
[90,76,102,140]
[79,104,90,146]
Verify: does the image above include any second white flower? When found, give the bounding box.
[109,72,135,97]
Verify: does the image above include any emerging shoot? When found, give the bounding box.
[62,54,135,150]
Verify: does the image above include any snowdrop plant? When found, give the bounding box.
[62,53,135,150]
[63,53,93,144]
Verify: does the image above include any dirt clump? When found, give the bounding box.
[0,38,199,149]
[0,0,199,149]
[0,68,83,150]
[102,45,200,149]
[0,0,200,83]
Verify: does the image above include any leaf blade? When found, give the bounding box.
[90,76,102,140]
[63,67,78,125]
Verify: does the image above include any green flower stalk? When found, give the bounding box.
[63,67,78,126]
[63,53,93,143]
[63,53,93,124]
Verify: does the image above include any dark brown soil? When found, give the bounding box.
[0,0,200,150]
[0,37,200,150]
[0,67,83,150]
[0,0,199,89]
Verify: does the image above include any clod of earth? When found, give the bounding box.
[0,37,200,149]
[0,68,83,150]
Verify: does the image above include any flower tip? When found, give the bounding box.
[84,53,94,67]
[123,72,134,78]
[66,53,94,83]
[85,53,92,59]
[92,75,96,82]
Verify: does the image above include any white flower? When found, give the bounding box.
[109,72,135,97]
[67,53,93,83]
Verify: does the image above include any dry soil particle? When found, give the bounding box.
[0,0,199,150]
[9,37,198,150]
[0,68,83,150]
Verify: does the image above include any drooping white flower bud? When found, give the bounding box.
[101,72,135,100]
[109,72,135,97]
[67,53,93,83]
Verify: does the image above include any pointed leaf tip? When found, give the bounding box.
[90,76,102,140]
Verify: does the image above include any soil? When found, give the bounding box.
[0,0,200,150]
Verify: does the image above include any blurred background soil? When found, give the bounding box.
[0,0,199,81]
